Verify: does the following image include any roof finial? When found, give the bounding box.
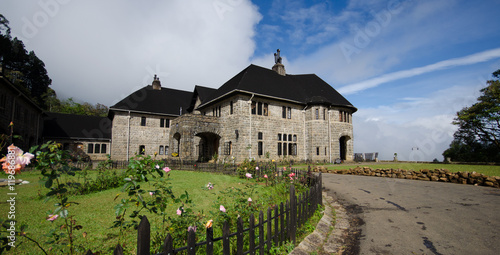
[274,49,282,64]
[272,49,286,76]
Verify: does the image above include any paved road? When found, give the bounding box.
[322,174,500,255]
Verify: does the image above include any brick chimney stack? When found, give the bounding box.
[152,74,161,90]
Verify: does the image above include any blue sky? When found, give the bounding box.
[1,0,500,161]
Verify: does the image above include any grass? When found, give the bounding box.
[293,162,500,177]
[0,169,261,254]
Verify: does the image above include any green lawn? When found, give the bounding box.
[293,162,500,176]
[0,169,263,254]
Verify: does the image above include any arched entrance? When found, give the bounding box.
[173,133,181,156]
[196,132,220,162]
[339,136,350,161]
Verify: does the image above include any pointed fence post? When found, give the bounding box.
[280,202,285,245]
[187,228,196,255]
[237,217,244,255]
[113,244,123,255]
[249,214,255,254]
[222,221,230,255]
[274,205,279,246]
[290,184,296,245]
[206,227,214,255]
[137,216,150,255]
[267,208,272,253]
[163,234,174,255]
[259,211,265,255]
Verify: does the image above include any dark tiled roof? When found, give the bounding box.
[43,112,111,140]
[198,64,356,112]
[110,85,193,116]
[187,85,218,112]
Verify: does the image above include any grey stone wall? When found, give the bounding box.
[110,94,355,163]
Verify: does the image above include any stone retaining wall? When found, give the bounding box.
[313,166,500,188]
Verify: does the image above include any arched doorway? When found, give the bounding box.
[173,133,181,156]
[339,136,349,161]
[196,132,220,162]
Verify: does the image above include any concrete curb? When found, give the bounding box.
[289,192,350,254]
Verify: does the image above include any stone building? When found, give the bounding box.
[42,112,112,161]
[109,51,356,163]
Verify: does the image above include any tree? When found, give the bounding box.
[443,69,500,162]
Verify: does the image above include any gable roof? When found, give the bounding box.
[43,112,111,140]
[187,85,218,112]
[109,85,193,116]
[198,64,356,112]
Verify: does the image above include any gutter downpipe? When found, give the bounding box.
[248,94,254,159]
[302,105,308,162]
[328,107,332,163]
[126,110,131,161]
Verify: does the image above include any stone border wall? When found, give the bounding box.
[313,166,500,188]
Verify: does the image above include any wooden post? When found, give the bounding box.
[237,217,244,255]
[206,227,214,255]
[222,221,230,255]
[163,234,174,255]
[267,208,272,253]
[297,193,302,229]
[274,205,279,246]
[249,214,255,255]
[285,201,290,241]
[279,202,284,245]
[187,229,196,255]
[259,211,264,254]
[137,216,150,255]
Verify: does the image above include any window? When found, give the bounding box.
[139,145,145,155]
[101,144,107,154]
[257,102,262,115]
[323,109,326,120]
[94,144,100,154]
[293,135,297,142]
[141,117,146,126]
[258,132,263,140]
[292,144,297,156]
[315,109,319,120]
[288,134,292,141]
[289,143,293,156]
[287,107,291,119]
[263,103,268,116]
[278,142,282,156]
[283,134,287,141]
[159,145,164,155]
[283,143,287,156]
[165,119,170,128]
[165,146,169,155]
[160,118,165,127]
[251,101,256,114]
[224,142,232,155]
[278,134,282,141]
[282,106,286,118]
[316,147,320,155]
[339,111,343,122]
[87,144,94,153]
[230,101,233,115]
[258,142,263,156]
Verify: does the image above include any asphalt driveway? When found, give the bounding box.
[322,173,500,255]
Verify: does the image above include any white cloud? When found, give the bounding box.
[338,48,500,95]
[1,0,262,105]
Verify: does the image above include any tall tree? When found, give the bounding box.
[443,69,500,162]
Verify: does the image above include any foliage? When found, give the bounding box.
[0,15,51,108]
[445,69,500,162]
[112,154,203,253]
[46,97,109,117]
[32,141,85,254]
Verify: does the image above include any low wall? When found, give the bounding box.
[313,166,500,188]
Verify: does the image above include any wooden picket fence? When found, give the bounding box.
[84,171,322,255]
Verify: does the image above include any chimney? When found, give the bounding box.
[272,49,286,76]
[152,74,161,90]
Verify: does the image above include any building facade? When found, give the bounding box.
[109,54,356,163]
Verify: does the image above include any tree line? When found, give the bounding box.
[0,14,108,117]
